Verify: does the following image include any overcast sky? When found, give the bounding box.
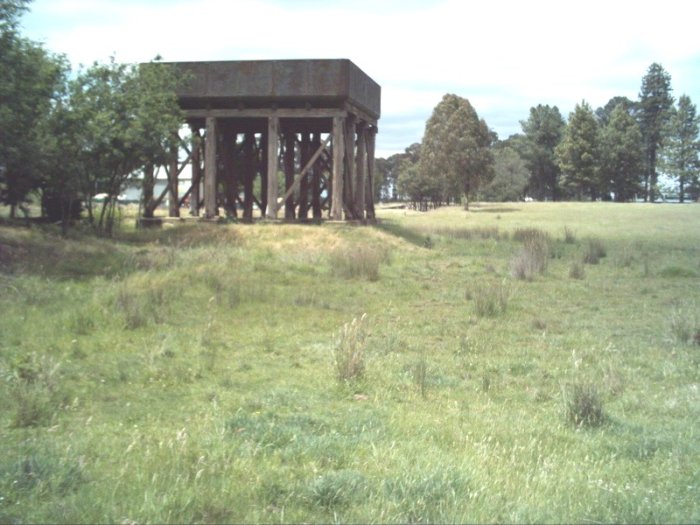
[21,0,700,158]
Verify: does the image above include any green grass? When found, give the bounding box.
[1,202,699,523]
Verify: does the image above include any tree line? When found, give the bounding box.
[0,0,183,234]
[377,63,700,207]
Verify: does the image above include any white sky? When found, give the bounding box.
[21,0,700,158]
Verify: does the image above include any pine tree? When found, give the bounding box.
[600,105,644,201]
[556,101,601,200]
[520,105,565,200]
[638,63,674,202]
[661,95,700,202]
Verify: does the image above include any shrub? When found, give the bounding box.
[583,238,607,265]
[333,314,368,382]
[563,382,606,428]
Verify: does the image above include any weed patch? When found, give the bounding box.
[471,280,510,317]
[329,244,388,281]
[511,228,550,280]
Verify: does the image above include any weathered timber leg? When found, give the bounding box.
[298,132,310,221]
[265,116,279,219]
[221,126,237,218]
[204,117,218,219]
[344,114,357,219]
[331,116,345,220]
[168,138,180,218]
[189,129,201,217]
[311,133,322,220]
[243,133,255,222]
[366,126,377,220]
[355,121,367,221]
[284,133,295,220]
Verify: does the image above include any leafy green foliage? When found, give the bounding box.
[480,146,530,202]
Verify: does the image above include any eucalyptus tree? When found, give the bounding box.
[661,95,700,202]
[599,104,644,201]
[480,146,529,202]
[418,94,494,209]
[556,101,601,200]
[638,63,674,202]
[520,105,565,200]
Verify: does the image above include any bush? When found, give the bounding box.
[569,261,585,280]
[333,314,368,382]
[669,304,698,344]
[563,382,606,428]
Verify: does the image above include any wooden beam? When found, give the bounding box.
[189,129,201,216]
[185,108,345,119]
[283,133,296,220]
[366,125,377,220]
[168,139,179,218]
[204,116,218,218]
[354,121,367,220]
[265,116,279,218]
[330,116,345,220]
[344,114,357,219]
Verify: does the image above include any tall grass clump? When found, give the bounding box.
[329,244,388,281]
[511,228,551,280]
[7,353,66,428]
[472,280,510,317]
[562,382,606,428]
[333,314,368,382]
[583,237,607,264]
[669,304,698,344]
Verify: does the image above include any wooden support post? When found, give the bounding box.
[221,126,238,218]
[243,133,254,222]
[299,132,310,220]
[355,121,367,220]
[168,138,180,218]
[265,116,279,219]
[344,114,357,219]
[284,133,296,220]
[312,133,322,219]
[331,116,345,220]
[204,116,218,219]
[190,129,201,217]
[366,126,377,220]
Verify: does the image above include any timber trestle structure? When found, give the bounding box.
[141,59,380,222]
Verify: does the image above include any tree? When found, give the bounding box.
[661,95,700,202]
[418,94,494,210]
[556,101,600,200]
[0,1,67,216]
[480,146,529,202]
[59,58,184,234]
[638,63,674,202]
[599,104,644,201]
[595,96,636,127]
[375,142,420,201]
[520,105,565,200]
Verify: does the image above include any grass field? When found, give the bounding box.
[1,202,699,523]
